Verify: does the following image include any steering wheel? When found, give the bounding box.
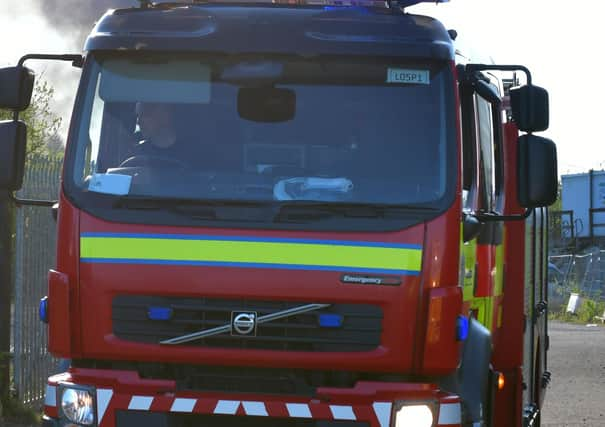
[118,154,188,170]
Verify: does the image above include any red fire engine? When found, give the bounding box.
[0,1,557,426]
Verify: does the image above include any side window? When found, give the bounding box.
[460,85,478,211]
[474,90,503,213]
[459,76,503,214]
[475,95,496,211]
[85,80,104,177]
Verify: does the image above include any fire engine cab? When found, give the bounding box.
[0,1,557,426]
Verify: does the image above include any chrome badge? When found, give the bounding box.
[231,312,258,336]
[340,274,401,286]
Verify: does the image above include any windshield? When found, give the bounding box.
[65,54,456,229]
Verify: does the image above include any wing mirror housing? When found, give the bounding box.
[0,121,27,190]
[517,134,558,208]
[0,66,33,191]
[0,66,35,111]
[509,85,549,132]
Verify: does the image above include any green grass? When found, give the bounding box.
[549,297,605,324]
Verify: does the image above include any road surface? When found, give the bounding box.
[541,321,605,426]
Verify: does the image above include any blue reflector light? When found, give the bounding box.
[319,314,344,328]
[39,296,49,324]
[456,315,469,341]
[148,306,173,321]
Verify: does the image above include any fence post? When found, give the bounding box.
[13,205,24,400]
[0,194,14,407]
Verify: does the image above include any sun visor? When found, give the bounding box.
[98,59,211,103]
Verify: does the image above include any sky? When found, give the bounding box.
[0,0,601,175]
[409,0,603,175]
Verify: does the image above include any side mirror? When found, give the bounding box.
[509,85,549,132]
[0,121,27,190]
[0,66,35,111]
[517,134,557,208]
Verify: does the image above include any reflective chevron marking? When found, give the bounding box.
[128,396,153,411]
[43,383,462,427]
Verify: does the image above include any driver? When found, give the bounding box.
[122,102,189,168]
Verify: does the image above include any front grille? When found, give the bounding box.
[116,411,370,427]
[112,296,382,352]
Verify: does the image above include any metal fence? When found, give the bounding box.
[11,154,63,407]
[549,248,605,311]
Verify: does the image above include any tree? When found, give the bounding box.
[0,78,64,157]
[548,182,568,251]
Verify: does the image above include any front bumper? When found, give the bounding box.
[44,368,462,427]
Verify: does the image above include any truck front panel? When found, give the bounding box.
[43,4,472,427]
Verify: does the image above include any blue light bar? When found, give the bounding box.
[273,0,449,8]
[148,306,173,321]
[399,0,449,7]
[319,314,344,328]
[456,315,469,341]
[275,0,386,6]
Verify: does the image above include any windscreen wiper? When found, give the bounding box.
[113,196,272,208]
[113,196,273,220]
[274,201,438,223]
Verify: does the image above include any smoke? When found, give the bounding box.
[1,1,136,140]
[39,0,135,52]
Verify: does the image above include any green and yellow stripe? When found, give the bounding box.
[80,233,423,275]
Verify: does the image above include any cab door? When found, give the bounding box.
[459,71,507,427]
[459,74,505,333]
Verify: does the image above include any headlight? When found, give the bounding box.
[394,403,434,427]
[59,385,96,426]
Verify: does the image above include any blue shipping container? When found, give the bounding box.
[561,171,605,238]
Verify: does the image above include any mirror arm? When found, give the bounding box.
[12,54,84,121]
[464,64,532,86]
[8,191,56,207]
[18,53,83,68]
[475,208,533,222]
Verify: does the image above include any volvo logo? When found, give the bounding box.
[161,304,330,345]
[231,312,258,336]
